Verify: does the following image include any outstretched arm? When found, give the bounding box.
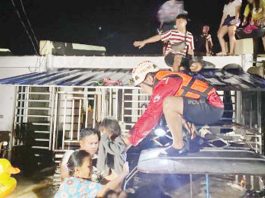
[133,34,162,49]
[121,133,132,149]
[97,162,129,197]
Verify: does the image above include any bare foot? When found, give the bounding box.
[216,51,227,56]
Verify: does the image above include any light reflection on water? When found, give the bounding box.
[17,174,253,198]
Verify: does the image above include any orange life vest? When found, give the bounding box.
[155,70,215,99]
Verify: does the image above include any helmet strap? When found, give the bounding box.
[141,81,153,88]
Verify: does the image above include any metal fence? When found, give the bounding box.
[13,86,263,154]
[12,86,264,190]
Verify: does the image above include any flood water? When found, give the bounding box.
[9,173,260,198]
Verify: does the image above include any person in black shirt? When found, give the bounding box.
[195,25,214,56]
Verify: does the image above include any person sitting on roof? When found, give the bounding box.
[241,0,265,52]
[123,61,224,156]
[133,14,195,72]
[195,25,214,56]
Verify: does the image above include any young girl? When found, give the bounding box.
[97,118,127,180]
[60,128,100,181]
[217,0,242,56]
[55,150,128,198]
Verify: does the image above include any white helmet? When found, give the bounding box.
[132,61,160,86]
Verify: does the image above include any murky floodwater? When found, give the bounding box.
[8,173,263,198]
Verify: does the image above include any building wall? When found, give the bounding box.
[0,56,42,131]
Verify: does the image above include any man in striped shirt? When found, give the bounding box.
[134,14,198,72]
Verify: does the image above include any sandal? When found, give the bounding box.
[207,138,229,148]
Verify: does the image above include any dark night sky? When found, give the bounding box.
[0,0,242,55]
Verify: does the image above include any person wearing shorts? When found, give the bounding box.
[124,61,224,157]
[217,0,242,56]
[133,14,195,72]
[183,98,224,125]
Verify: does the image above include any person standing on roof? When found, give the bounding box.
[123,61,224,156]
[133,14,195,72]
[217,0,242,56]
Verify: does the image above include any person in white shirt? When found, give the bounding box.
[217,0,242,56]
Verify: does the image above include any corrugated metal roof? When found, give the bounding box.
[194,68,265,90]
[0,68,265,90]
[0,68,132,87]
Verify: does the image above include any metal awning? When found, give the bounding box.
[194,68,265,91]
[0,68,132,87]
[0,68,265,90]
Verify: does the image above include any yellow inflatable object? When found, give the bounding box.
[0,158,20,198]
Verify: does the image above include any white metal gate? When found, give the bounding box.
[48,86,148,164]
[13,86,55,150]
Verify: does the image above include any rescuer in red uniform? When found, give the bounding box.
[125,61,224,156]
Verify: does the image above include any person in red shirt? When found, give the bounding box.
[125,61,224,156]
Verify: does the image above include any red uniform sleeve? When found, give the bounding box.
[129,77,182,146]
